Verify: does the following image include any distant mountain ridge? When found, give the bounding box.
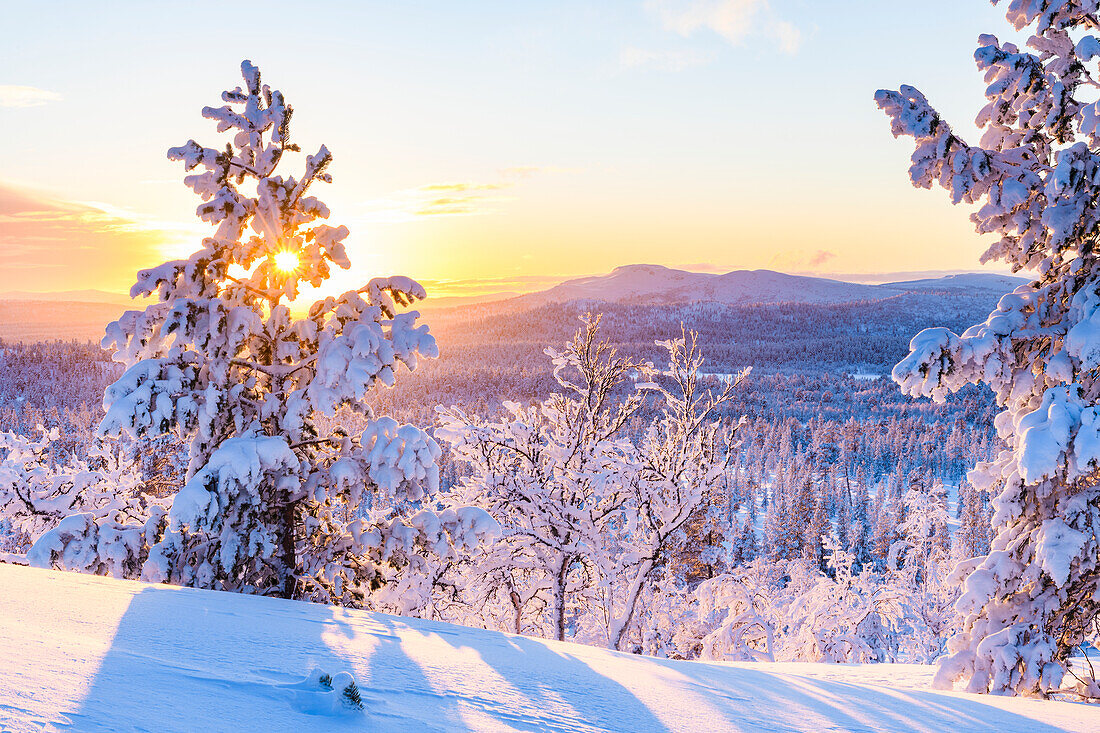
[503,264,1029,309]
[0,266,1031,342]
[878,272,1028,294]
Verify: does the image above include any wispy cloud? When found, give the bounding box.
[499,165,577,179]
[360,181,513,223]
[417,183,507,193]
[357,167,572,224]
[806,249,836,268]
[0,183,199,291]
[358,167,579,223]
[0,85,62,108]
[419,273,566,299]
[619,46,713,71]
[767,248,837,272]
[500,165,543,179]
[647,0,802,54]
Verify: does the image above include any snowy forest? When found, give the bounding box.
[3,1,1100,721]
[0,317,1001,666]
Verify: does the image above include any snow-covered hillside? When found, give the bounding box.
[506,265,1028,309]
[0,267,1031,343]
[1,564,1093,733]
[879,273,1028,294]
[515,265,883,307]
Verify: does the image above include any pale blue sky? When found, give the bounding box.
[0,1,1018,295]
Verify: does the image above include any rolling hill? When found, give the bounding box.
[507,265,882,308]
[503,265,1029,309]
[0,267,1029,344]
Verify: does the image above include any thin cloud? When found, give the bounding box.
[500,166,543,179]
[360,176,533,223]
[806,249,836,268]
[419,273,566,298]
[418,183,507,193]
[499,165,577,179]
[415,196,489,217]
[361,167,571,224]
[0,85,62,108]
[647,0,802,54]
[767,248,837,272]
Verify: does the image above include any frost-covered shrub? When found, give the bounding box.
[693,559,783,662]
[684,539,957,666]
[1,428,162,559]
[437,317,746,647]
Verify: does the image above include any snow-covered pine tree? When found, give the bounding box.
[728,516,759,567]
[849,466,872,564]
[955,481,993,560]
[30,61,496,603]
[878,2,1100,697]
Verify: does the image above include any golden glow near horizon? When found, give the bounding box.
[1,2,1013,298]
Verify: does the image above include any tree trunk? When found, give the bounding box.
[608,558,653,651]
[510,589,522,636]
[554,558,569,641]
[280,499,298,599]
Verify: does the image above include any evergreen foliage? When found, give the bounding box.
[26,61,496,604]
[878,0,1100,698]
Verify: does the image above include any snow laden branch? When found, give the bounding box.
[877,0,1100,699]
[437,315,650,642]
[688,535,955,667]
[1,428,169,575]
[28,61,495,607]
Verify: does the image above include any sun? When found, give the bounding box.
[273,251,299,273]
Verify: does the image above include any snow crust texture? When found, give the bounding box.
[0,564,1095,733]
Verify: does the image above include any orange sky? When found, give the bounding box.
[1,1,1013,301]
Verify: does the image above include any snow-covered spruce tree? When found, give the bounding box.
[30,61,496,603]
[877,2,1100,697]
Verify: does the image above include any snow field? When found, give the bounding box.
[1,564,1095,733]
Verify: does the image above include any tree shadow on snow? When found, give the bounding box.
[63,583,367,733]
[635,657,1082,733]
[424,623,1082,733]
[60,583,1078,733]
[398,619,674,733]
